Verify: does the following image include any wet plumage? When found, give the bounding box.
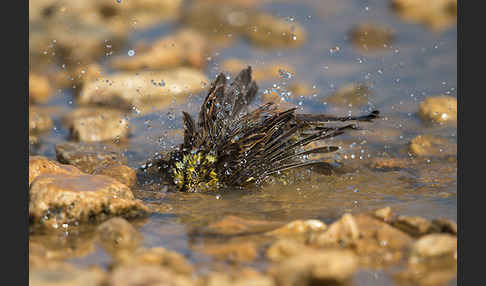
[141,66,379,192]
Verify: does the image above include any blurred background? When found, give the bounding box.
[29,0,457,285]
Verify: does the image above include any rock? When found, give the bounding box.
[78,68,208,111]
[183,3,306,48]
[29,264,107,286]
[431,218,457,235]
[206,215,279,235]
[309,213,359,247]
[106,265,193,286]
[410,234,457,262]
[29,107,53,134]
[30,73,52,104]
[96,217,142,257]
[114,247,193,276]
[409,134,456,157]
[268,250,358,286]
[29,173,149,228]
[368,157,410,171]
[220,59,295,82]
[310,214,413,265]
[204,270,275,286]
[245,13,307,48]
[287,83,317,98]
[266,219,327,238]
[110,29,209,70]
[324,83,372,107]
[419,95,457,124]
[266,239,314,262]
[63,107,131,143]
[55,142,126,173]
[198,241,258,262]
[391,0,457,31]
[371,206,395,223]
[93,164,137,188]
[349,23,395,51]
[29,156,83,185]
[391,216,439,237]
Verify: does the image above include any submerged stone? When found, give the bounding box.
[29,73,52,104]
[324,83,372,107]
[96,217,142,257]
[106,265,193,286]
[392,0,457,31]
[29,107,53,134]
[349,23,395,52]
[409,134,456,157]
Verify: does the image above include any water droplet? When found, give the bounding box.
[128,49,135,56]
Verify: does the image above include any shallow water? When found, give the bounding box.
[30,0,457,284]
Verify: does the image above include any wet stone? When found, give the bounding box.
[78,68,208,111]
[266,219,327,238]
[391,215,440,238]
[93,164,137,188]
[220,59,295,82]
[324,83,372,107]
[30,107,53,134]
[114,247,193,277]
[204,269,275,286]
[63,107,131,143]
[266,239,314,262]
[418,95,457,124]
[410,234,457,262]
[206,215,280,236]
[371,206,395,223]
[29,156,83,185]
[55,142,126,174]
[392,0,457,31]
[106,265,194,286]
[30,73,52,104]
[110,29,209,70]
[29,173,149,228]
[409,134,456,157]
[198,241,258,262]
[268,249,358,286]
[29,264,107,286]
[431,218,457,235]
[367,157,411,171]
[349,23,395,52]
[96,217,142,257]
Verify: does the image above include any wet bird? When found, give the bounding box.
[141,66,379,192]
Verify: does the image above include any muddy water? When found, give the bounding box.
[30,0,457,284]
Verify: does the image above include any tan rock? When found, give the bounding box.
[266,219,327,237]
[55,142,126,173]
[368,157,410,170]
[310,213,359,247]
[268,250,358,286]
[266,239,313,262]
[419,95,457,124]
[392,0,457,31]
[107,265,193,286]
[199,241,258,262]
[96,217,142,257]
[114,247,193,276]
[324,83,372,107]
[29,173,149,228]
[206,215,279,235]
[78,68,208,110]
[29,107,53,134]
[63,107,131,143]
[371,206,395,223]
[431,218,457,235]
[349,23,395,51]
[29,156,83,185]
[245,13,307,48]
[29,264,107,286]
[392,215,439,237]
[110,29,209,70]
[409,134,456,157]
[29,73,52,104]
[410,234,457,262]
[220,59,295,82]
[93,164,137,188]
